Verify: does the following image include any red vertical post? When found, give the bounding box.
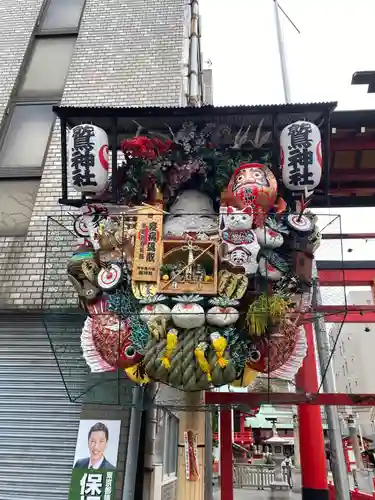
[296,323,329,500]
[220,409,234,500]
[240,412,245,433]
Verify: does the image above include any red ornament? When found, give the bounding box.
[227,163,277,226]
[120,136,172,161]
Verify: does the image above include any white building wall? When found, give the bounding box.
[330,290,375,435]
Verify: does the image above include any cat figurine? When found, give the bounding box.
[219,206,260,275]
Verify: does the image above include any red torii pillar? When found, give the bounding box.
[296,322,328,500]
[220,409,233,500]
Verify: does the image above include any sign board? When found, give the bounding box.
[132,205,163,283]
[69,419,121,500]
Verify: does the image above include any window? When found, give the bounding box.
[163,413,179,478]
[0,104,55,171]
[0,179,39,236]
[0,0,85,236]
[19,37,76,98]
[40,0,86,31]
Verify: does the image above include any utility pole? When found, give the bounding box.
[122,385,144,500]
[312,277,351,500]
[273,0,292,103]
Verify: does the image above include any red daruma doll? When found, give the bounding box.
[227,163,278,226]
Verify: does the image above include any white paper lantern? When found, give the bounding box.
[280,120,322,192]
[68,124,109,193]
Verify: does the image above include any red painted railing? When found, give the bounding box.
[213,431,253,445]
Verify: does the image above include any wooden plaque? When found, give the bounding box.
[132,205,163,283]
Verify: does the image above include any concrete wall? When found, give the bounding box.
[0,0,188,308]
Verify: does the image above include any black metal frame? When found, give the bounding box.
[54,101,337,207]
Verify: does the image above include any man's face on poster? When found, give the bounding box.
[89,430,108,463]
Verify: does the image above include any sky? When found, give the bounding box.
[199,0,375,307]
[200,0,375,109]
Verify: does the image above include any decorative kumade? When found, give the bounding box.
[67,117,323,393]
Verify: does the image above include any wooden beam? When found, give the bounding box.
[205,392,375,407]
[330,170,375,183]
[331,138,375,151]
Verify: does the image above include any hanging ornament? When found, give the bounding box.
[206,297,240,327]
[227,163,277,224]
[194,342,212,382]
[210,332,229,368]
[97,263,124,291]
[286,213,314,233]
[280,120,322,194]
[161,328,179,369]
[139,295,171,323]
[254,217,286,249]
[68,124,109,194]
[258,250,289,281]
[171,295,205,329]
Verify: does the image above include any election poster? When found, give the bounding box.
[69,419,121,500]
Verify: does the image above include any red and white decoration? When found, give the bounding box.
[68,124,109,194]
[97,263,123,291]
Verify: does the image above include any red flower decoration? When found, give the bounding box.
[121,136,173,160]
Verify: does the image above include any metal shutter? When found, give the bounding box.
[0,313,85,500]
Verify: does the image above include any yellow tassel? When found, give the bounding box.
[161,357,171,369]
[161,329,178,369]
[194,343,212,381]
[217,356,229,368]
[210,333,229,368]
[124,363,150,385]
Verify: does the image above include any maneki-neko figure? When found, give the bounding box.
[219,205,260,275]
